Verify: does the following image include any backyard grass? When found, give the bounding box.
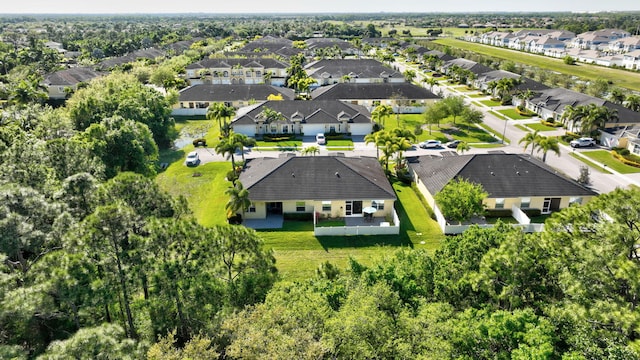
[258,179,444,280]
[498,108,535,120]
[156,161,231,227]
[525,123,558,132]
[479,99,502,107]
[568,153,613,174]
[433,38,640,91]
[581,150,640,174]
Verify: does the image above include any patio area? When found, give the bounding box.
[243,214,284,229]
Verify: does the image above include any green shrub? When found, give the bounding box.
[414,125,423,135]
[283,212,314,221]
[619,148,631,156]
[192,138,207,147]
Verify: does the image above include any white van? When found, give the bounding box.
[316,133,326,145]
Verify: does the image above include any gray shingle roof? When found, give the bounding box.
[305,59,400,79]
[43,67,102,86]
[240,155,397,201]
[410,153,596,198]
[311,83,439,101]
[231,100,371,126]
[186,57,288,70]
[178,84,295,102]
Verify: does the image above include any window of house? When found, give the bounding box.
[270,124,277,133]
[282,126,288,133]
[520,197,531,208]
[372,200,385,210]
[248,203,256,213]
[296,202,305,212]
[569,197,583,206]
[633,144,640,155]
[495,198,505,209]
[256,71,262,77]
[223,71,229,77]
[246,71,251,77]
[322,201,331,212]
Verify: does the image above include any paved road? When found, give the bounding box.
[185,60,639,195]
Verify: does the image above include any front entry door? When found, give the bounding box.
[345,200,363,216]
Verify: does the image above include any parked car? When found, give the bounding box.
[185,151,199,166]
[316,133,326,145]
[570,137,596,148]
[446,140,461,148]
[419,140,442,149]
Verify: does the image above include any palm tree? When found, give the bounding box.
[560,105,588,133]
[456,141,471,154]
[608,87,625,105]
[519,130,542,155]
[371,104,394,128]
[536,136,560,163]
[207,102,235,135]
[580,104,618,135]
[624,94,640,112]
[215,133,242,172]
[301,145,320,156]
[231,133,255,163]
[424,77,438,92]
[225,181,251,219]
[516,89,534,109]
[365,131,383,159]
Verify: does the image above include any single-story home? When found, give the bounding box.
[310,82,439,113]
[42,67,103,100]
[239,154,397,222]
[410,153,597,215]
[184,57,289,86]
[230,100,373,137]
[172,84,295,116]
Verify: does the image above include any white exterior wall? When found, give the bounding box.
[349,123,374,135]
[232,124,257,136]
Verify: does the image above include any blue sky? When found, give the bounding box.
[2,0,639,14]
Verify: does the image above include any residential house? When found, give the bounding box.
[310,82,439,113]
[230,36,302,60]
[42,67,103,100]
[173,84,295,116]
[526,87,640,128]
[410,153,597,216]
[184,58,289,86]
[440,58,493,83]
[572,29,630,50]
[608,36,640,54]
[622,49,640,70]
[304,37,362,57]
[304,59,403,86]
[239,155,397,230]
[230,100,373,137]
[532,36,567,56]
[95,48,165,70]
[473,70,549,95]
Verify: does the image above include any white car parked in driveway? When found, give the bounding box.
[316,133,326,145]
[185,151,199,166]
[570,137,596,148]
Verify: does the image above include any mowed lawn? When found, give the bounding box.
[433,38,640,91]
[581,150,640,174]
[156,152,445,280]
[259,180,444,280]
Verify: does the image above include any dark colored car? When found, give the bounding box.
[446,140,461,148]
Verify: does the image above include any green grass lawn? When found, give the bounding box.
[156,161,231,227]
[526,123,558,131]
[568,153,613,174]
[498,108,535,120]
[478,123,508,144]
[468,93,488,98]
[479,99,502,107]
[490,111,508,120]
[470,143,507,149]
[581,150,640,174]
[254,139,302,148]
[433,38,640,91]
[326,139,354,147]
[258,179,445,280]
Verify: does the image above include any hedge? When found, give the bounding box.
[612,150,640,168]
